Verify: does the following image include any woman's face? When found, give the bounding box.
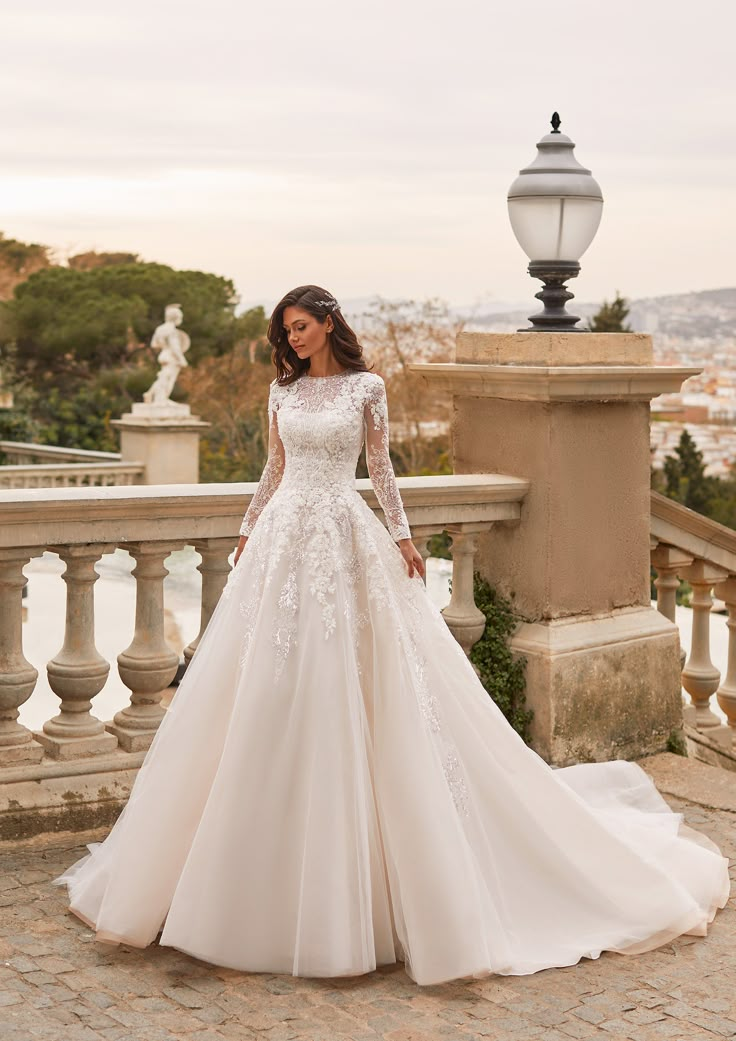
[282,306,333,363]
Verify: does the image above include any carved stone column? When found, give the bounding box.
[651,543,693,671]
[37,545,118,759]
[441,525,487,656]
[651,544,694,623]
[183,538,236,665]
[714,575,736,738]
[681,559,728,728]
[0,548,44,765]
[107,542,181,751]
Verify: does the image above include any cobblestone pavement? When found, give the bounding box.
[1,763,734,1040]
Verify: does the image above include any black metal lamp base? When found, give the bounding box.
[519,261,583,333]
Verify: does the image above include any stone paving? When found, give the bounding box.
[1,755,735,1041]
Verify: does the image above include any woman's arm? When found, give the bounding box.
[235,383,285,562]
[363,375,424,578]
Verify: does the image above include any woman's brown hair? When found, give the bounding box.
[268,285,371,385]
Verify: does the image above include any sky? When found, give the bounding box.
[2,0,735,313]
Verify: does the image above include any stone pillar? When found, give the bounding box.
[111,402,210,485]
[107,542,181,751]
[681,559,728,728]
[715,576,736,734]
[183,538,236,665]
[0,548,43,765]
[441,525,487,655]
[411,333,701,765]
[38,544,118,759]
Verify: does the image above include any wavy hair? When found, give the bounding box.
[268,285,371,385]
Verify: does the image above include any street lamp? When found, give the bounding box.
[507,113,603,332]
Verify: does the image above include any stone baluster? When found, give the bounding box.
[714,576,736,740]
[37,545,118,759]
[651,543,693,671]
[441,524,487,656]
[106,542,181,751]
[681,559,728,728]
[651,543,693,623]
[183,538,236,666]
[0,548,44,765]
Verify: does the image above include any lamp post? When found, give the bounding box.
[507,113,603,332]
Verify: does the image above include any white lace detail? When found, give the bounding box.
[239,371,410,542]
[223,371,470,815]
[239,381,286,537]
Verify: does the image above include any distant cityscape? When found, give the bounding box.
[465,286,736,479]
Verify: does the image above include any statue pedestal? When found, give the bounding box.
[111,403,210,485]
[410,333,701,765]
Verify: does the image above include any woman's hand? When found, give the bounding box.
[234,535,248,566]
[398,538,425,579]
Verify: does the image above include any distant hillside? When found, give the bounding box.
[627,288,736,341]
[466,287,736,342]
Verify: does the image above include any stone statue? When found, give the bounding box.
[143,304,191,405]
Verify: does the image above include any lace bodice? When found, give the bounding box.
[239,370,411,542]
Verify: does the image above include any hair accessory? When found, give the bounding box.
[315,297,340,313]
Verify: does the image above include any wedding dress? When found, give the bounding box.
[54,368,730,986]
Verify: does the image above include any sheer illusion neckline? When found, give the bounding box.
[304,369,349,379]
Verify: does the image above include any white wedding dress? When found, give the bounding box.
[54,369,730,986]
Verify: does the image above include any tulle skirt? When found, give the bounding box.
[53,490,730,985]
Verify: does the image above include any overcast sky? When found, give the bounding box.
[2,0,734,312]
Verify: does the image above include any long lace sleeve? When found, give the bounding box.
[363,375,411,542]
[239,382,286,537]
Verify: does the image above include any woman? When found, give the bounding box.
[54,284,730,987]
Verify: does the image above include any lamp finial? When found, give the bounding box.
[550,111,561,134]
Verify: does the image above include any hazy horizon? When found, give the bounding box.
[3,0,734,313]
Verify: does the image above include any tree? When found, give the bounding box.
[355,297,461,476]
[68,250,140,271]
[2,261,242,381]
[0,255,266,456]
[0,232,52,301]
[177,312,273,483]
[663,429,718,514]
[589,292,632,332]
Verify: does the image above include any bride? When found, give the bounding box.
[54,284,730,987]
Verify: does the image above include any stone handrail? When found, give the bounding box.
[0,462,145,489]
[0,441,122,464]
[650,489,736,751]
[0,474,529,837]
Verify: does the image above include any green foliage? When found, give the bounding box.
[198,413,272,484]
[0,253,270,460]
[3,261,241,378]
[428,531,452,559]
[0,364,156,453]
[0,405,37,460]
[0,232,51,275]
[468,571,532,743]
[663,429,719,515]
[589,292,632,333]
[666,729,688,756]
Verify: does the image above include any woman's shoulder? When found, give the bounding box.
[354,369,384,392]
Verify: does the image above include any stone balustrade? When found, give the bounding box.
[651,489,736,757]
[0,441,122,464]
[0,474,528,838]
[0,462,145,488]
[0,438,143,487]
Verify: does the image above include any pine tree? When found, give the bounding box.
[589,292,632,332]
[663,429,716,514]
